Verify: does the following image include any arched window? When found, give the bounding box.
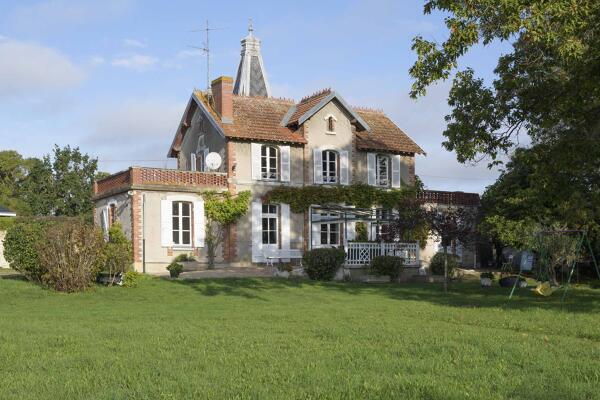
[376,154,391,186]
[322,150,339,183]
[261,145,279,180]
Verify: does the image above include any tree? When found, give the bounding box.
[0,150,38,215]
[22,145,98,217]
[204,191,251,269]
[426,206,477,292]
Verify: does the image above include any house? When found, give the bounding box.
[0,206,17,269]
[93,24,479,275]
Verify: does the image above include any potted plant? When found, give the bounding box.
[480,272,495,287]
[274,263,293,278]
[167,262,183,278]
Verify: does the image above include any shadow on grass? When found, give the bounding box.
[164,276,600,313]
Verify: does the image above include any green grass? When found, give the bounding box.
[1,277,600,399]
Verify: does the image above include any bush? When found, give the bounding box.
[429,252,460,277]
[480,272,495,280]
[173,253,196,262]
[101,223,132,277]
[370,255,404,281]
[303,247,345,281]
[167,262,183,278]
[3,218,51,282]
[122,270,142,288]
[38,219,105,292]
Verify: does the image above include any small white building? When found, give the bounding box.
[0,206,17,269]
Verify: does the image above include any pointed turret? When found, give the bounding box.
[233,20,271,97]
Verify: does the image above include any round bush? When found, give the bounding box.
[3,218,51,282]
[303,247,346,281]
[370,255,404,281]
[429,252,460,276]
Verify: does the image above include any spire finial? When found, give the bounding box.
[248,18,254,36]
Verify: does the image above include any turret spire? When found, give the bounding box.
[233,20,271,97]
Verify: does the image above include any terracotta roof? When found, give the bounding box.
[355,109,425,155]
[286,89,332,126]
[222,95,306,144]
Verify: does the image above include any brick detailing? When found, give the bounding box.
[167,247,173,257]
[419,190,480,207]
[223,140,238,261]
[131,191,142,263]
[407,156,416,185]
[211,76,234,122]
[226,141,237,194]
[94,167,228,197]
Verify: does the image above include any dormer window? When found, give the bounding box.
[324,114,337,134]
[376,154,390,187]
[261,145,279,180]
[322,150,339,183]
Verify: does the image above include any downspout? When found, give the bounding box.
[142,193,146,274]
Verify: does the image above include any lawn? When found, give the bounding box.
[1,276,600,399]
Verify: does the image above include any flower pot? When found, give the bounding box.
[480,277,492,287]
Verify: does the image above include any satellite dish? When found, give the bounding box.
[205,152,222,171]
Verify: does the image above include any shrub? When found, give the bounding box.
[3,218,51,282]
[173,253,196,262]
[276,263,293,273]
[480,272,495,280]
[429,252,460,277]
[303,247,345,281]
[122,270,142,288]
[37,219,105,292]
[101,223,132,277]
[370,255,404,281]
[167,262,183,278]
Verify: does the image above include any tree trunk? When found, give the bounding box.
[444,245,448,293]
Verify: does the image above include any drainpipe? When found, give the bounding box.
[142,193,146,274]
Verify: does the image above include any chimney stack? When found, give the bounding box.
[211,76,233,124]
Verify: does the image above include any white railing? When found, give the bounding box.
[345,242,420,267]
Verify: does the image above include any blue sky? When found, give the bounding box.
[0,0,510,193]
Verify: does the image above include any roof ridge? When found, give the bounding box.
[233,94,295,103]
[352,105,384,113]
[299,88,332,103]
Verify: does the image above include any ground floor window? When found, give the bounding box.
[172,201,192,246]
[320,213,340,245]
[374,209,392,241]
[262,204,278,245]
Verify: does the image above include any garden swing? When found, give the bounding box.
[508,230,600,302]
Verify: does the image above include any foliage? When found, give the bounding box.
[37,219,105,292]
[480,272,495,280]
[21,145,98,217]
[387,195,429,245]
[530,231,581,286]
[101,223,132,278]
[3,218,51,282]
[0,150,37,215]
[203,191,251,269]
[302,247,345,281]
[167,262,183,277]
[429,252,460,277]
[427,206,477,247]
[0,217,15,231]
[122,271,142,288]
[369,255,404,281]
[355,222,368,242]
[276,263,293,273]
[173,253,196,262]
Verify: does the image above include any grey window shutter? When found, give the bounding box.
[280,146,290,182]
[367,153,376,186]
[339,150,349,185]
[313,149,323,184]
[251,143,261,180]
[391,155,401,188]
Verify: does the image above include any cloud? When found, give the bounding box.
[6,0,135,33]
[111,54,157,71]
[123,38,147,48]
[0,38,85,98]
[89,56,105,66]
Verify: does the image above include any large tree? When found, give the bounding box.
[0,150,38,214]
[411,1,600,244]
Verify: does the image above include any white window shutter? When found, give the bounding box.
[190,153,197,172]
[345,206,356,244]
[311,210,321,248]
[251,201,263,262]
[280,146,290,182]
[203,148,210,171]
[367,153,376,186]
[160,200,173,247]
[391,155,401,188]
[339,150,349,185]
[194,200,205,247]
[251,143,261,180]
[313,149,323,184]
[101,206,109,240]
[280,203,291,261]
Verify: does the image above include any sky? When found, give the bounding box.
[0,0,512,194]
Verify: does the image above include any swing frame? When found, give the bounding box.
[508,230,600,302]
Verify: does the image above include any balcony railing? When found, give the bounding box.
[345,241,420,267]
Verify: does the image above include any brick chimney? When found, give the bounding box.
[211,76,233,124]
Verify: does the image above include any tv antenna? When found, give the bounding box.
[189,20,227,94]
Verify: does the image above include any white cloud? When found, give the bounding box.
[7,0,135,33]
[111,54,157,71]
[0,38,85,98]
[89,56,105,66]
[123,38,147,48]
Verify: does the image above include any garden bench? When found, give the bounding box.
[262,249,304,275]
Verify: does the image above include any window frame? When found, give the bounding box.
[261,204,279,246]
[172,201,193,247]
[108,203,117,227]
[376,154,391,187]
[261,145,279,181]
[374,208,392,242]
[322,150,339,184]
[320,213,341,246]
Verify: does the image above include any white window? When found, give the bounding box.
[322,150,338,183]
[262,204,278,245]
[376,155,391,187]
[320,213,340,246]
[261,145,279,180]
[374,209,392,241]
[172,201,192,246]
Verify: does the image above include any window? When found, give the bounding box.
[376,155,390,186]
[172,201,192,246]
[109,204,117,226]
[262,204,278,245]
[322,150,338,183]
[320,213,340,246]
[261,145,279,180]
[196,152,205,172]
[374,209,392,241]
[327,116,335,132]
